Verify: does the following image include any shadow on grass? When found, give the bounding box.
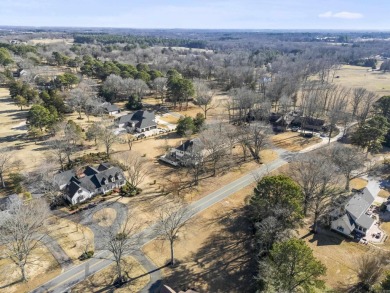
[162,205,257,293]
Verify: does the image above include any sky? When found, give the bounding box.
[0,0,388,30]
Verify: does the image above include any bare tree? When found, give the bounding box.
[101,216,140,284]
[97,121,118,157]
[356,254,388,291]
[155,201,193,266]
[0,147,18,188]
[193,80,216,119]
[114,151,148,188]
[152,77,167,104]
[351,88,366,120]
[356,89,377,126]
[325,85,349,142]
[330,144,367,190]
[245,124,270,163]
[0,198,50,282]
[200,124,227,176]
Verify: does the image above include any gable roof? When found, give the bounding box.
[176,138,203,152]
[116,110,156,129]
[345,188,375,220]
[64,164,125,199]
[102,102,120,113]
[54,170,76,187]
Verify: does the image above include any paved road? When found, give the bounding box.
[32,130,346,293]
[31,147,289,293]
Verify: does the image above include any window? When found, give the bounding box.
[78,189,82,194]
[337,226,344,232]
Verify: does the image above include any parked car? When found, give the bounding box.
[291,126,299,132]
[303,132,313,138]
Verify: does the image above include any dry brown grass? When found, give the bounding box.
[349,178,368,190]
[0,242,61,293]
[28,38,74,45]
[378,189,390,199]
[46,216,94,262]
[143,184,256,292]
[333,65,390,97]
[93,208,117,227]
[159,114,180,124]
[271,131,322,152]
[72,256,149,293]
[298,227,371,289]
[378,222,390,250]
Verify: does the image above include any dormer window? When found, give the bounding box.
[101,178,107,185]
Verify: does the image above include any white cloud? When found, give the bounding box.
[319,11,363,19]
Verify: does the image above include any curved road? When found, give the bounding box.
[31,130,345,293]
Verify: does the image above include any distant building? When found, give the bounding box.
[54,163,126,205]
[12,68,27,78]
[290,116,325,132]
[101,102,120,115]
[115,110,157,133]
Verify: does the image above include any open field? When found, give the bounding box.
[72,256,149,293]
[143,184,256,292]
[46,216,94,262]
[298,227,371,289]
[333,65,390,97]
[28,38,74,45]
[271,131,322,152]
[378,189,390,199]
[0,242,61,293]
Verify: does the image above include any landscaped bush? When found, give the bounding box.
[69,204,80,211]
[78,250,94,261]
[120,182,142,197]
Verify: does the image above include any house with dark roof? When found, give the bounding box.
[290,116,325,132]
[55,163,126,205]
[102,102,120,115]
[115,110,157,133]
[330,188,376,237]
[160,138,204,167]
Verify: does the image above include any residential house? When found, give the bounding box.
[330,188,376,237]
[115,110,157,133]
[290,116,325,132]
[160,138,204,167]
[102,102,120,115]
[55,163,126,205]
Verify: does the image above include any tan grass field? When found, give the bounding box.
[271,131,322,152]
[349,178,368,190]
[0,242,61,293]
[143,184,256,292]
[378,189,390,199]
[93,208,117,227]
[46,216,94,262]
[159,114,180,124]
[28,38,74,45]
[298,228,371,289]
[333,65,390,97]
[72,256,149,293]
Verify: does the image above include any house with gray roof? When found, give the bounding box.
[330,188,376,237]
[160,138,204,167]
[55,163,126,205]
[115,110,157,133]
[102,102,120,115]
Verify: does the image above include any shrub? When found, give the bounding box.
[69,204,80,211]
[120,182,142,197]
[78,250,94,261]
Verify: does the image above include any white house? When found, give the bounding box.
[330,188,376,237]
[55,163,126,205]
[160,138,204,166]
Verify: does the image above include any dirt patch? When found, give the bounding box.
[349,178,368,190]
[46,216,94,262]
[93,208,117,227]
[142,184,256,293]
[271,131,322,152]
[72,256,149,293]
[0,242,61,293]
[378,222,390,250]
